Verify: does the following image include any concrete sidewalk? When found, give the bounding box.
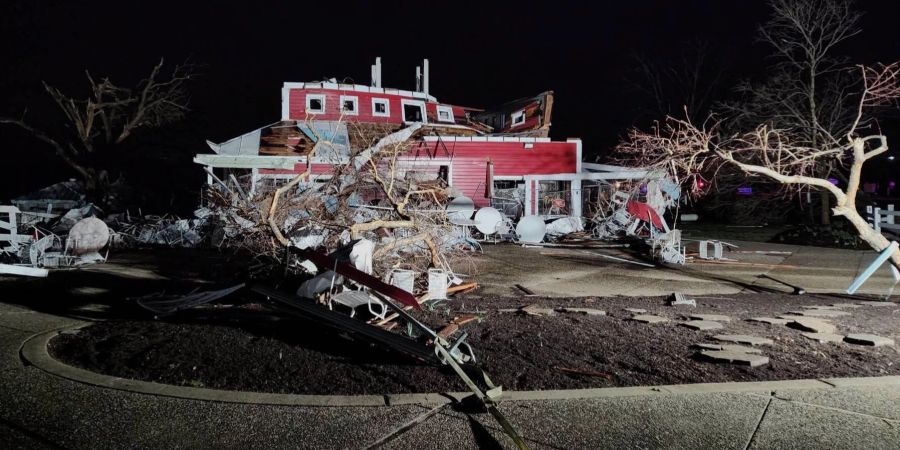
[1,303,898,449]
[474,240,900,297]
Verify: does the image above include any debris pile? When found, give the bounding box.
[1,182,112,276]
[197,121,478,288]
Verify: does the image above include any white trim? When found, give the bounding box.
[420,135,570,143]
[193,154,306,170]
[371,98,391,117]
[282,82,437,102]
[525,177,534,215]
[339,95,359,115]
[400,99,427,124]
[436,105,455,123]
[493,175,524,181]
[281,86,290,120]
[511,109,526,127]
[568,138,583,174]
[571,179,582,218]
[305,94,326,114]
[523,171,651,181]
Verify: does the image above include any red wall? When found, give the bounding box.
[259,140,579,209]
[288,88,465,124]
[432,141,578,207]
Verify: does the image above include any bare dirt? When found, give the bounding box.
[49,292,900,395]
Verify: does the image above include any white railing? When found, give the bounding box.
[867,204,900,232]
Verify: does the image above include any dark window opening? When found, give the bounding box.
[374,102,387,114]
[308,98,323,111]
[403,104,424,122]
[342,100,355,112]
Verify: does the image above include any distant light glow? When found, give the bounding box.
[890,181,897,189]
[889,156,896,161]
[827,178,839,185]
[737,186,753,196]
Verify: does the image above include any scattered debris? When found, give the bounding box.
[844,334,895,347]
[698,350,769,367]
[624,308,648,314]
[514,284,536,296]
[712,334,773,346]
[830,303,862,309]
[787,318,836,334]
[630,314,669,324]
[800,332,844,344]
[556,307,606,316]
[680,320,724,331]
[519,304,556,317]
[694,343,763,354]
[136,284,246,317]
[786,309,850,318]
[0,263,49,277]
[747,317,790,326]
[668,293,696,307]
[688,313,731,322]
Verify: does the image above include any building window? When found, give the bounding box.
[372,98,390,117]
[340,95,359,115]
[306,94,326,114]
[401,99,426,123]
[511,110,526,127]
[437,105,455,123]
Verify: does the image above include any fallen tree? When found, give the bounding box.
[616,62,900,268]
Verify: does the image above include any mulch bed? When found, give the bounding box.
[49,293,900,395]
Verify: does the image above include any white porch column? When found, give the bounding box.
[571,179,582,218]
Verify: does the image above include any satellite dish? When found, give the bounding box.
[474,207,503,235]
[516,215,546,244]
[447,196,475,223]
[67,217,110,255]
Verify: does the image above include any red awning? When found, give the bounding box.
[626,201,666,230]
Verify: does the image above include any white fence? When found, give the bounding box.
[0,205,32,252]
[867,204,900,232]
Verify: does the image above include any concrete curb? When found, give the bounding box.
[21,326,900,407]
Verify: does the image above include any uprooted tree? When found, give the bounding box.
[0,59,197,203]
[616,62,900,268]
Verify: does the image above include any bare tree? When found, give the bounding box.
[722,0,863,224]
[1,59,197,201]
[616,62,900,268]
[631,40,725,124]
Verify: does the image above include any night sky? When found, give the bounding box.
[2,0,899,207]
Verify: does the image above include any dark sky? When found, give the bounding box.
[2,0,899,204]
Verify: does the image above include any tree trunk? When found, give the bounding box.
[819,192,831,225]
[835,206,900,270]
